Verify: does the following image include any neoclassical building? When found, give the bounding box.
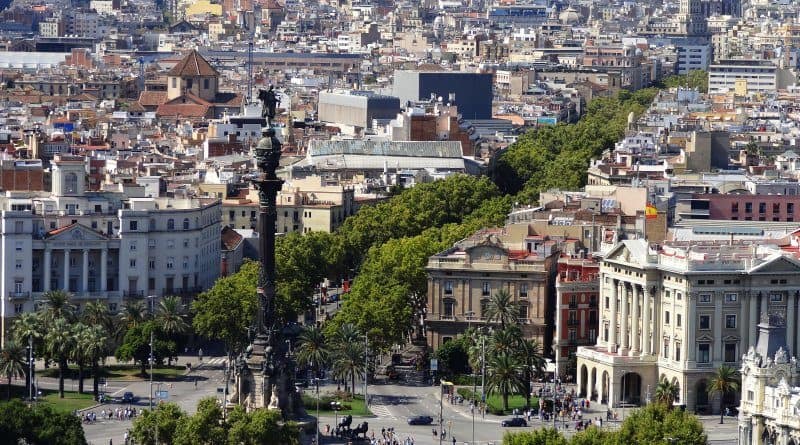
[738,314,800,445]
[0,155,221,345]
[577,239,800,413]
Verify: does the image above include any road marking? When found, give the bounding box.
[370,404,397,420]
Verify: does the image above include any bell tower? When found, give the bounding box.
[51,155,86,197]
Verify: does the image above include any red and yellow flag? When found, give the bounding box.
[645,204,658,220]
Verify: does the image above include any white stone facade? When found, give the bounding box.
[577,239,800,413]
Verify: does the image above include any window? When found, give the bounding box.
[699,315,710,330]
[724,293,738,302]
[675,342,681,361]
[745,202,752,213]
[519,284,528,297]
[183,239,190,248]
[759,202,766,213]
[773,203,780,213]
[724,343,737,362]
[129,220,138,231]
[731,202,738,213]
[14,304,23,314]
[229,210,235,220]
[747,390,754,401]
[171,77,176,88]
[443,299,454,317]
[15,242,22,251]
[605,296,610,309]
[167,219,175,230]
[699,294,712,303]
[129,259,136,268]
[183,218,190,230]
[770,293,783,303]
[663,340,670,357]
[518,304,528,320]
[725,314,737,329]
[698,344,710,363]
[444,281,453,295]
[665,311,670,324]
[482,282,491,296]
[167,240,175,249]
[603,324,608,341]
[677,314,682,327]
[167,257,174,269]
[203,78,209,89]
[15,260,22,270]
[788,203,795,214]
[130,242,137,251]
[14,221,23,233]
[183,256,189,269]
[64,172,78,194]
[109,303,117,312]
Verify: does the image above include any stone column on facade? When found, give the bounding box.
[788,292,797,360]
[687,295,695,362]
[82,249,89,294]
[608,279,618,353]
[643,284,652,355]
[620,282,629,353]
[43,248,51,292]
[63,249,70,291]
[749,292,758,348]
[740,293,749,353]
[714,292,723,362]
[761,292,768,318]
[100,248,108,292]
[631,284,641,356]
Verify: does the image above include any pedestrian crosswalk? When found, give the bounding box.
[199,358,227,367]
[370,404,397,420]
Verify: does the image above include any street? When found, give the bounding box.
[81,357,229,445]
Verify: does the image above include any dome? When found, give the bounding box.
[559,6,581,25]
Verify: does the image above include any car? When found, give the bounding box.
[407,415,434,425]
[501,417,527,427]
[328,293,339,302]
[122,392,136,403]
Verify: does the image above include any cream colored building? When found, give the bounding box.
[222,176,356,234]
[738,314,800,445]
[425,228,562,352]
[577,239,800,413]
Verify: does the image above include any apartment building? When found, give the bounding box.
[577,239,800,414]
[0,155,221,345]
[425,228,561,353]
[554,256,600,381]
[708,59,777,94]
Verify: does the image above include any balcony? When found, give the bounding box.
[8,291,30,300]
[568,302,578,309]
[589,300,598,308]
[163,287,202,296]
[123,291,144,299]
[567,319,580,326]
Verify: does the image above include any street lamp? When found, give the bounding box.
[27,335,33,402]
[147,295,157,411]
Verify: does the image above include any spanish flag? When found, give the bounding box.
[645,203,658,220]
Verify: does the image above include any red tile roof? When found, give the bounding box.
[167,50,219,77]
[156,103,210,118]
[139,91,168,107]
[221,226,244,251]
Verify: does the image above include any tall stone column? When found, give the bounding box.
[788,292,796,355]
[643,285,652,355]
[749,293,758,347]
[43,248,51,292]
[631,285,641,356]
[82,249,89,294]
[100,248,108,292]
[621,282,629,353]
[608,279,618,353]
[63,249,70,291]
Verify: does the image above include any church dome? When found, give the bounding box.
[559,6,581,25]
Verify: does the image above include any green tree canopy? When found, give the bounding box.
[115,320,176,375]
[0,399,87,445]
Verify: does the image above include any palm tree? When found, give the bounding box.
[42,290,76,325]
[0,341,26,399]
[119,301,147,332]
[83,300,113,331]
[156,296,188,336]
[654,379,679,408]
[486,353,525,412]
[707,365,740,424]
[516,338,545,409]
[332,342,364,395]
[80,325,109,400]
[70,323,92,394]
[491,326,521,357]
[296,326,330,378]
[45,317,76,398]
[336,323,361,345]
[484,289,518,328]
[11,312,42,394]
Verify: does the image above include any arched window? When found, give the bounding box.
[167,219,175,230]
[65,172,78,194]
[183,218,190,230]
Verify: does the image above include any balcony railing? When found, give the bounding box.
[123,291,144,298]
[568,302,578,309]
[8,291,30,300]
[567,319,580,326]
[163,287,202,296]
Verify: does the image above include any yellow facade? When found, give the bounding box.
[184,0,222,17]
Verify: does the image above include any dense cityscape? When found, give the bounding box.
[1,0,800,443]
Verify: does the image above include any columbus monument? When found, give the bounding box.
[232,88,302,417]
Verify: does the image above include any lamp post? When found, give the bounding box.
[27,335,33,402]
[149,330,154,410]
[314,377,320,445]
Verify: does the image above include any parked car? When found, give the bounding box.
[122,392,136,403]
[328,293,339,302]
[501,417,527,427]
[407,415,434,425]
